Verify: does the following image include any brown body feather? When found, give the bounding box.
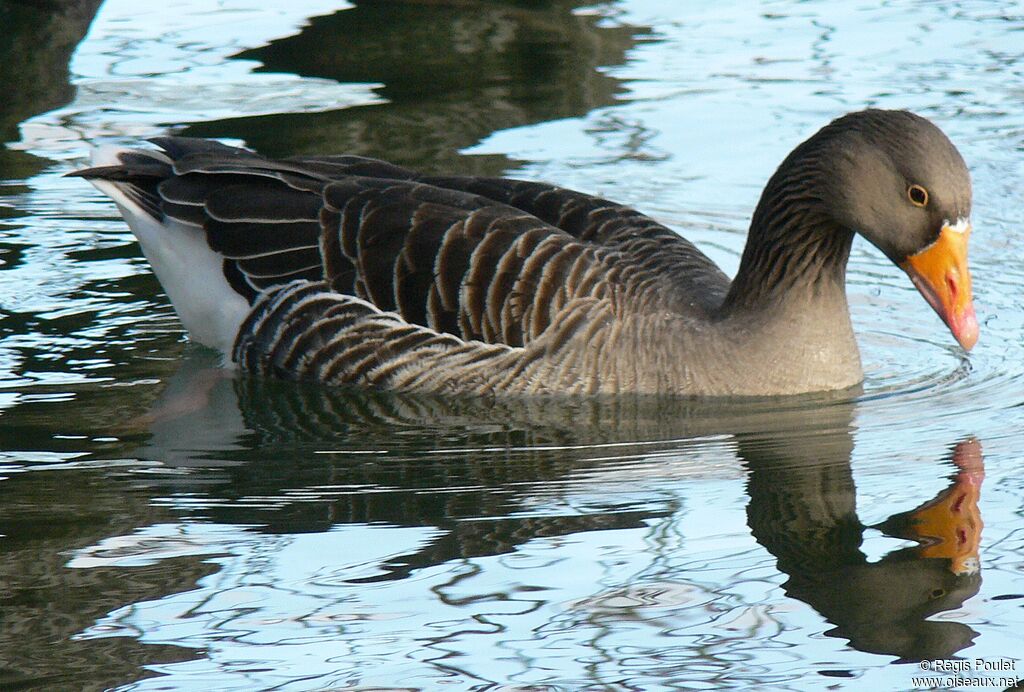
[77,137,746,395]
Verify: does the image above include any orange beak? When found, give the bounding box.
[899,221,978,350]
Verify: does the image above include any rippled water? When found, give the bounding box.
[1,1,1023,690]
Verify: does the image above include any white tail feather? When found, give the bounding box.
[87,146,250,356]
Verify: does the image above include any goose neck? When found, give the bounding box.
[720,168,854,317]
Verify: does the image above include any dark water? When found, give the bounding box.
[1,1,1022,690]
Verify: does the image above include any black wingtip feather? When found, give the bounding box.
[150,136,257,160]
[64,165,119,180]
[68,148,173,182]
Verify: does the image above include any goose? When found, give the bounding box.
[72,109,977,397]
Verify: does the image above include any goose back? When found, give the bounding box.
[120,138,730,352]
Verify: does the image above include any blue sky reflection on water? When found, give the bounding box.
[1,0,1023,690]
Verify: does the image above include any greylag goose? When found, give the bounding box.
[72,109,977,396]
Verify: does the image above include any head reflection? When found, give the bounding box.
[744,437,983,663]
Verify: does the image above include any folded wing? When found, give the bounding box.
[75,138,730,352]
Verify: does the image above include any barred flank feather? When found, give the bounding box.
[234,280,515,394]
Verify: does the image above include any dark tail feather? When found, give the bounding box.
[67,149,173,220]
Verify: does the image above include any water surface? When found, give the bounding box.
[1,1,1023,690]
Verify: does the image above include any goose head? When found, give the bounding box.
[818,109,978,350]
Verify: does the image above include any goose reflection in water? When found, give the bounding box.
[746,437,983,662]
[121,356,987,665]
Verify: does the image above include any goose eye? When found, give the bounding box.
[908,184,929,207]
